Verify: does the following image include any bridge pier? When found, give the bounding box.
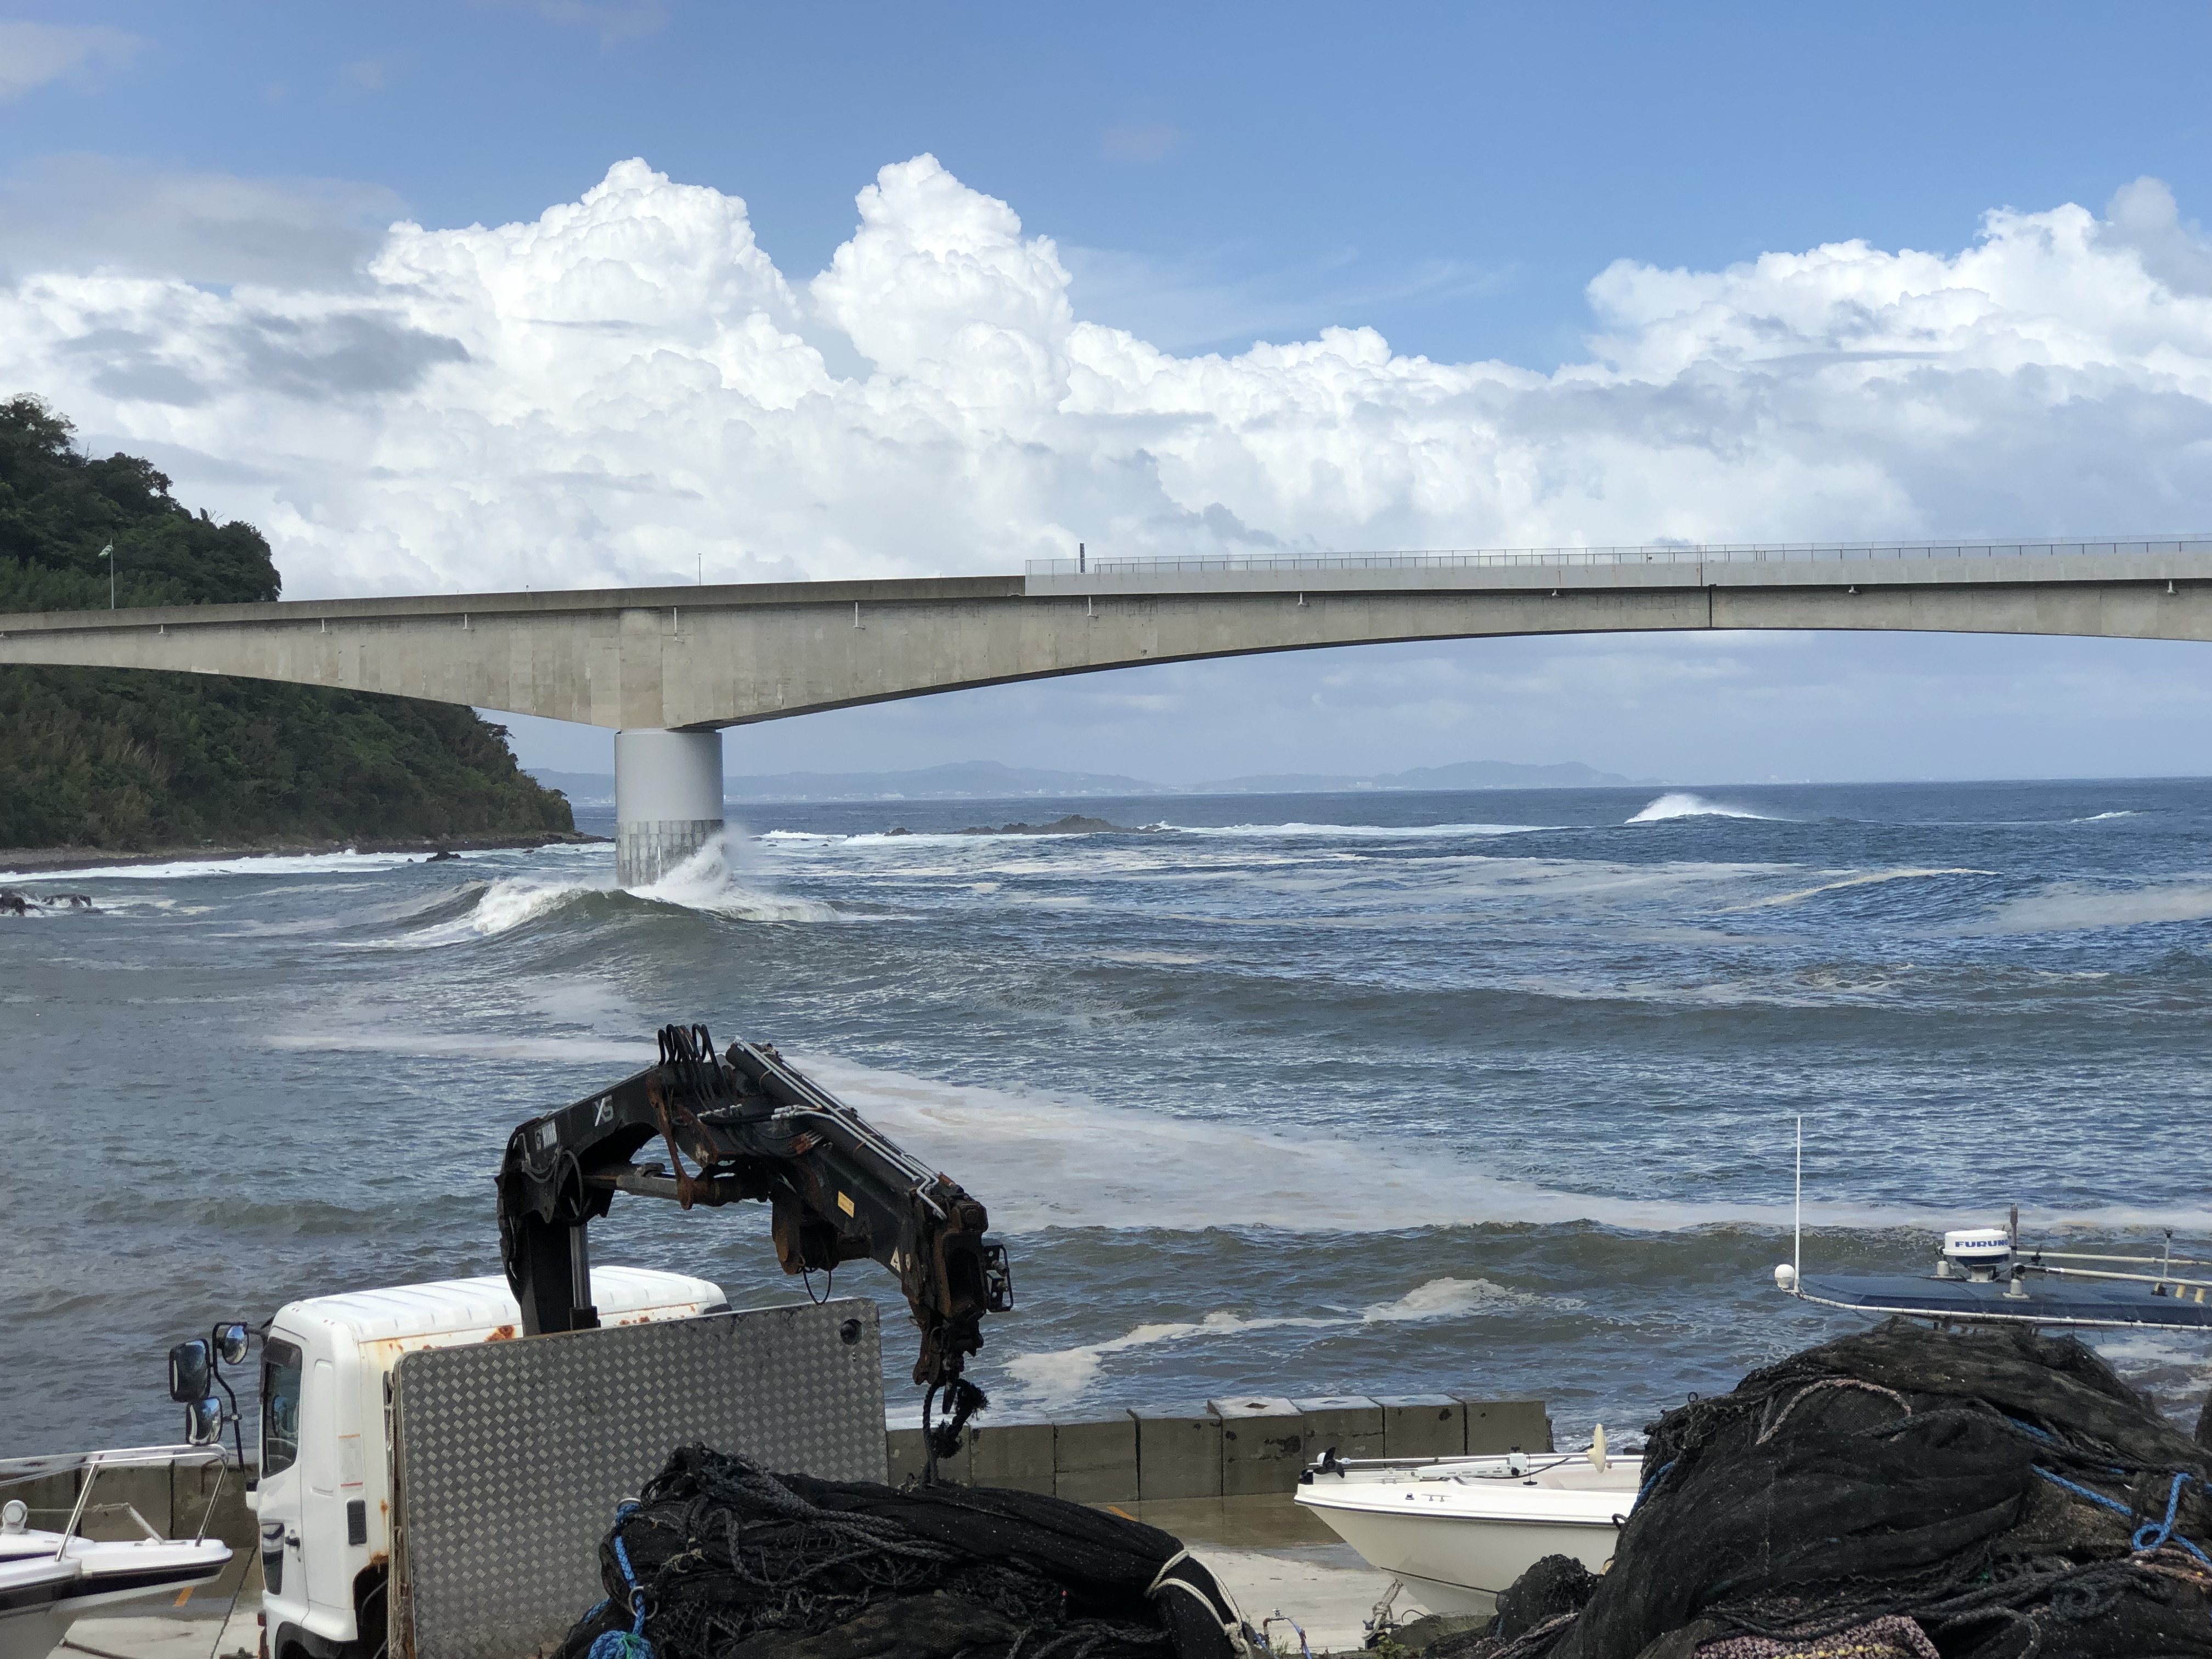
[613,728,725,887]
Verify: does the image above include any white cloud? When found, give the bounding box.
[0,21,139,101]
[0,154,2207,601]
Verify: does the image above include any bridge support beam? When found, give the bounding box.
[613,728,724,887]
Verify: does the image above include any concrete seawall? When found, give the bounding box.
[12,1394,1550,1544]
[889,1393,1554,1501]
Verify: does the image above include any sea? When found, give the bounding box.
[6,777,2212,1458]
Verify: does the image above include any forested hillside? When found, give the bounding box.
[0,396,574,849]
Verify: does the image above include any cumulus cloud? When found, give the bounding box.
[0,153,2207,599]
[0,21,139,102]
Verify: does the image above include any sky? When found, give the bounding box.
[2,1,2210,785]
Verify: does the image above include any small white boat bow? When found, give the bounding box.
[1295,1449,1644,1615]
[0,1447,233,1659]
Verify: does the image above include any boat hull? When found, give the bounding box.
[1298,1499,1620,1613]
[0,1539,230,1659]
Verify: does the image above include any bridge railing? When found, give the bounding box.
[1026,535,2212,577]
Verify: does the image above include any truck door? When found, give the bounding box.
[257,1339,306,1630]
[300,1357,350,1617]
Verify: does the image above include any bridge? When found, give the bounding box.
[4,535,2208,882]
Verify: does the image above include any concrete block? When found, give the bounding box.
[1293,1396,1384,1463]
[1458,1397,1553,1455]
[12,1470,78,1530]
[1133,1407,1221,1501]
[1210,1396,1306,1497]
[174,1460,259,1551]
[78,1464,174,1541]
[1376,1394,1465,1459]
[885,1425,929,1488]
[966,1417,1056,1495]
[884,1420,970,1486]
[1052,1415,1138,1504]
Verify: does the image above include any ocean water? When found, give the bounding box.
[6,777,2212,1457]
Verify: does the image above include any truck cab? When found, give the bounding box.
[249,1268,724,1659]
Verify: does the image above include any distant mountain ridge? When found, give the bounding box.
[529,757,1643,804]
[1193,759,1640,792]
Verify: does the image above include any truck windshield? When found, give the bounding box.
[262,1339,303,1476]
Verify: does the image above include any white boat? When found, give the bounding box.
[0,1447,233,1659]
[1295,1448,1642,1615]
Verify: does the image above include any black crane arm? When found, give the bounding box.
[495,1025,1012,1389]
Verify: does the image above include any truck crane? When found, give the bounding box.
[165,1024,1013,1659]
[495,1023,1013,1421]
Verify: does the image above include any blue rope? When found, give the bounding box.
[2034,1467,2212,1569]
[1632,1459,1678,1511]
[2131,1472,2212,1567]
[2032,1466,2134,1517]
[588,1502,653,1659]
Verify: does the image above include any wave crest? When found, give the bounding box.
[1000,1275,1545,1403]
[1627,792,1776,824]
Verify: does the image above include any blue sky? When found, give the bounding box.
[3,2,2211,783]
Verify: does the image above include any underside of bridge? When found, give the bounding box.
[4,544,2208,881]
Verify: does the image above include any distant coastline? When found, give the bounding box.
[529,757,1651,806]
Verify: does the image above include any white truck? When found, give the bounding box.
[166,1023,1010,1659]
[242,1268,723,1659]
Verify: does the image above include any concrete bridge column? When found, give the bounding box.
[613,728,725,887]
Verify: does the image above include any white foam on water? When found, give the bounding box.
[1725,868,1995,910]
[2079,811,2142,822]
[354,833,837,946]
[1162,821,1553,839]
[0,849,437,882]
[790,1053,1943,1234]
[1965,881,2212,934]
[268,1028,652,1064]
[631,834,838,921]
[1627,792,1779,824]
[1002,1275,1548,1403]
[795,1051,2212,1239]
[417,878,594,944]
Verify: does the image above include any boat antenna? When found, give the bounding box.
[1794,1115,1803,1283]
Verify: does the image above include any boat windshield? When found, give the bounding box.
[261,1340,303,1477]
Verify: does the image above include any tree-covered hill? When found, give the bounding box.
[0,396,575,850]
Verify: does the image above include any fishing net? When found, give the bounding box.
[1435,1321,2212,1659]
[552,1446,1251,1659]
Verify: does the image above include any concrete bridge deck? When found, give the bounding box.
[6,535,2206,880]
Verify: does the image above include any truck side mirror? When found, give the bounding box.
[214,1323,250,1367]
[184,1397,223,1447]
[169,1340,211,1404]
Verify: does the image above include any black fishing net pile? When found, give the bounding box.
[553,1446,1248,1659]
[1438,1321,2212,1659]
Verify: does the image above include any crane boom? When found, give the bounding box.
[496,1024,1012,1390]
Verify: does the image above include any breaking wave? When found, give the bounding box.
[1161,821,1552,839]
[1001,1276,1551,1403]
[1627,792,1778,823]
[0,848,440,882]
[363,835,836,947]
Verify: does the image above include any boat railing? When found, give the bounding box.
[0,1444,230,1556]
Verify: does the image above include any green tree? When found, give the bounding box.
[0,396,574,849]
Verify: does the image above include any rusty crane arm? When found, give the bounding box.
[495,1024,1012,1390]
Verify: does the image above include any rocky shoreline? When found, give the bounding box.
[0,830,608,877]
